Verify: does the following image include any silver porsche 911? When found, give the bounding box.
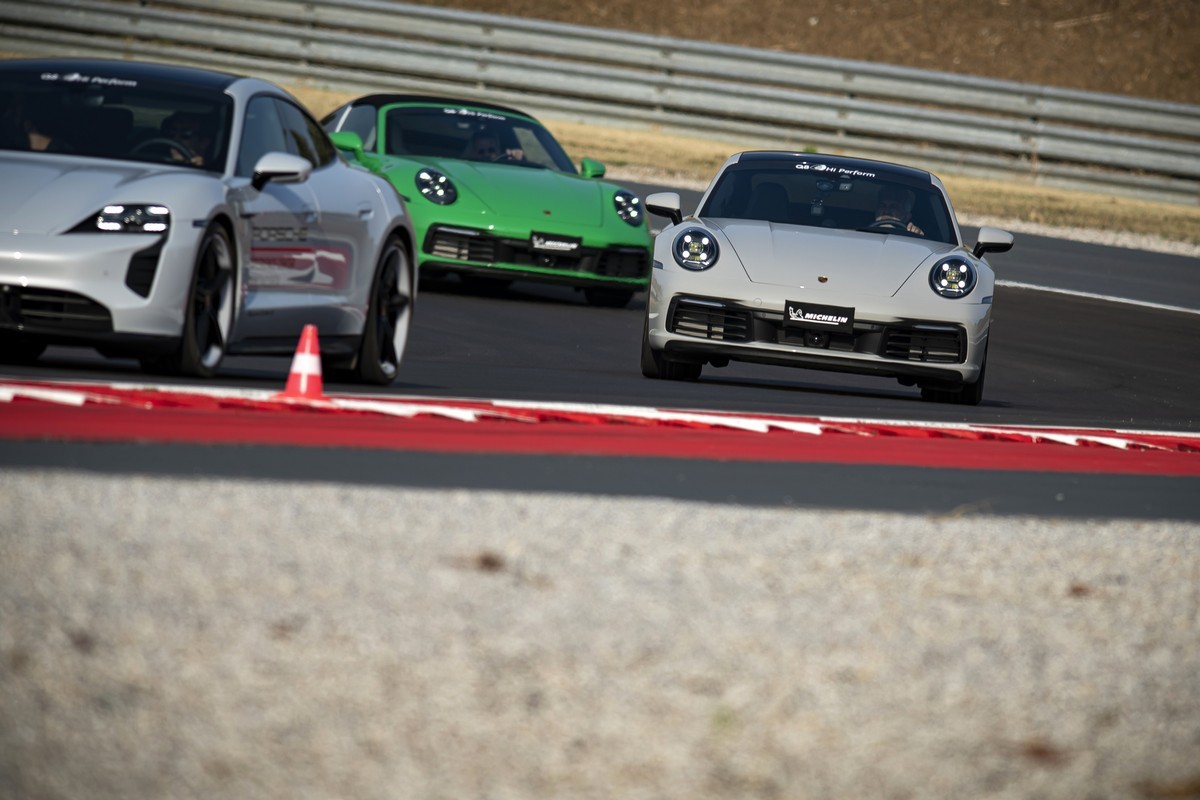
[0,58,417,384]
[642,152,1013,404]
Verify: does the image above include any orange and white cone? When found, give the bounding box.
[275,324,324,401]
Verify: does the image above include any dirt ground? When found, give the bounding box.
[426,0,1199,105]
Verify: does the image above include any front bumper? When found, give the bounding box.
[648,290,991,385]
[0,229,196,343]
[420,223,650,287]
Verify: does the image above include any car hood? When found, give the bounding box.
[0,153,205,235]
[714,219,956,296]
[428,159,608,227]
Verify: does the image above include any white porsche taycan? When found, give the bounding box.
[642,152,1013,404]
[0,58,417,384]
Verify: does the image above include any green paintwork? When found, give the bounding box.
[325,98,651,306]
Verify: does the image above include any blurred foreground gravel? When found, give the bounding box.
[2,470,1199,799]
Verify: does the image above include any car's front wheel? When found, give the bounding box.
[0,332,46,365]
[141,222,235,378]
[354,235,413,385]
[640,319,701,381]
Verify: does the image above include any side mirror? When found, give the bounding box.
[645,191,683,227]
[580,157,606,179]
[328,130,365,162]
[251,152,313,191]
[972,226,1014,258]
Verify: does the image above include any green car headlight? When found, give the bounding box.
[415,168,457,205]
[613,189,643,227]
[70,204,171,234]
[672,227,719,270]
[929,256,977,298]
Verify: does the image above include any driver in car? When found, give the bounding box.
[161,111,213,167]
[873,185,924,235]
[464,129,523,162]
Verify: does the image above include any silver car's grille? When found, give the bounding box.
[424,226,649,279]
[0,286,113,333]
[669,300,752,341]
[882,327,965,363]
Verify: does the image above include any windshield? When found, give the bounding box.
[0,68,233,172]
[379,105,576,173]
[699,161,957,245]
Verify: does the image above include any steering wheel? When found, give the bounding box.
[867,218,908,231]
[131,137,196,163]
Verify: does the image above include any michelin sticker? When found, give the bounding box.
[784,299,854,333]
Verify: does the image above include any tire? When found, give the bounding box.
[0,333,46,365]
[140,223,235,378]
[584,287,634,308]
[354,236,413,386]
[920,339,987,406]
[640,318,701,381]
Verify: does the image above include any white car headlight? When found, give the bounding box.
[415,168,457,205]
[929,256,977,298]
[613,190,643,226]
[672,227,719,270]
[71,204,171,234]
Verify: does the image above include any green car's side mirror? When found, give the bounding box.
[580,157,606,179]
[328,130,365,161]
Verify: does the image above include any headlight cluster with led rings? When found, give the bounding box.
[415,168,457,205]
[672,227,719,270]
[613,190,643,227]
[72,204,171,234]
[929,256,977,298]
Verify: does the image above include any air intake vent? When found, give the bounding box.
[882,327,965,363]
[0,286,113,334]
[595,248,649,278]
[427,228,497,263]
[669,301,752,341]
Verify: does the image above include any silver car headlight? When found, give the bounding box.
[929,256,977,298]
[672,227,719,270]
[70,204,171,234]
[415,168,457,205]
[613,189,643,226]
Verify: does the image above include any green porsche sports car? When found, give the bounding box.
[321,95,651,307]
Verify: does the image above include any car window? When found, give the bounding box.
[381,105,577,173]
[701,164,957,245]
[275,99,335,168]
[237,95,288,177]
[0,67,232,171]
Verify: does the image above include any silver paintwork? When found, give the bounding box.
[643,152,1014,401]
[0,60,415,377]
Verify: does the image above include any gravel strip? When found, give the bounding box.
[2,470,1198,799]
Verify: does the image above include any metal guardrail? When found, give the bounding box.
[2,0,1198,204]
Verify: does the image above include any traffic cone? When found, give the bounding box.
[274,324,324,401]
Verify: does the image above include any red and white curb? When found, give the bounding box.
[3,378,1198,453]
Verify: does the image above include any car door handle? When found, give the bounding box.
[357,204,374,219]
